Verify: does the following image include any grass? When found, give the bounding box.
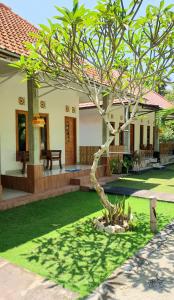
[0,190,174,297]
[110,164,174,194]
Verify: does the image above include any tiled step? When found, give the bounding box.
[0,185,80,211]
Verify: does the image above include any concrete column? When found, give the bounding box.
[124,106,130,153]
[27,78,43,193]
[102,95,109,145]
[154,112,160,152]
[102,94,111,176]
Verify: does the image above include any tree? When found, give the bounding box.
[165,86,174,102]
[157,107,174,142]
[13,0,174,224]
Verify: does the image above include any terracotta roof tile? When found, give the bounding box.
[144,91,173,109]
[79,91,173,110]
[0,3,37,56]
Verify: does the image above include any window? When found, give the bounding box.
[140,125,144,149]
[16,110,49,159]
[110,122,115,146]
[16,110,28,159]
[147,126,150,145]
[119,123,124,146]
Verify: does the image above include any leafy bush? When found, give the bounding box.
[122,156,133,173]
[109,157,122,174]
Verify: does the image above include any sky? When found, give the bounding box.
[1,0,174,26]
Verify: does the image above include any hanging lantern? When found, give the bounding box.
[32,114,45,128]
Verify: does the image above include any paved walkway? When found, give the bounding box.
[104,185,174,202]
[86,222,174,300]
[0,259,78,300]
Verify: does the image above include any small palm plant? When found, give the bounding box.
[96,197,133,231]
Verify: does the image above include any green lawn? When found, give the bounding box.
[110,164,174,194]
[0,191,174,297]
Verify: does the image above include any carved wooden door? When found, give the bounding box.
[65,117,76,165]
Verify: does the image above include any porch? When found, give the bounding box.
[1,164,99,194]
[0,164,104,210]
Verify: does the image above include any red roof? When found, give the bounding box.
[80,91,173,110]
[144,90,173,109]
[0,3,37,56]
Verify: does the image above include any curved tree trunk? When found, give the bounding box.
[90,97,139,222]
[90,134,116,220]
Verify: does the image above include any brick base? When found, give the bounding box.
[27,164,44,193]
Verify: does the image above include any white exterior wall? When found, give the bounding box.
[79,106,155,150]
[79,108,102,146]
[0,72,79,174]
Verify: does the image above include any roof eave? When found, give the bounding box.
[0,47,20,60]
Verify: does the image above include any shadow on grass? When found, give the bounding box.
[23,212,172,297]
[0,191,104,252]
[109,165,174,192]
[109,179,158,191]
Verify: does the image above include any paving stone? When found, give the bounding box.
[0,259,78,300]
[86,222,174,300]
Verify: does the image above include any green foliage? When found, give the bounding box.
[165,87,174,102]
[11,0,174,100]
[111,197,132,226]
[122,156,133,173]
[157,107,174,142]
[109,157,122,174]
[159,120,174,142]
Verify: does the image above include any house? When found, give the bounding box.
[79,93,173,151]
[0,3,173,209]
[79,93,173,168]
[0,3,84,203]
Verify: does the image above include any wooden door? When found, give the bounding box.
[130,124,135,153]
[65,117,76,165]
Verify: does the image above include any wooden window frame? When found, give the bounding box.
[16,110,50,160]
[110,122,115,146]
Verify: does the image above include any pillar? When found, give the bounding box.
[27,78,43,193]
[124,106,131,153]
[154,112,160,152]
[102,94,112,176]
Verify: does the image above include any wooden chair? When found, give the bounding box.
[46,150,62,170]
